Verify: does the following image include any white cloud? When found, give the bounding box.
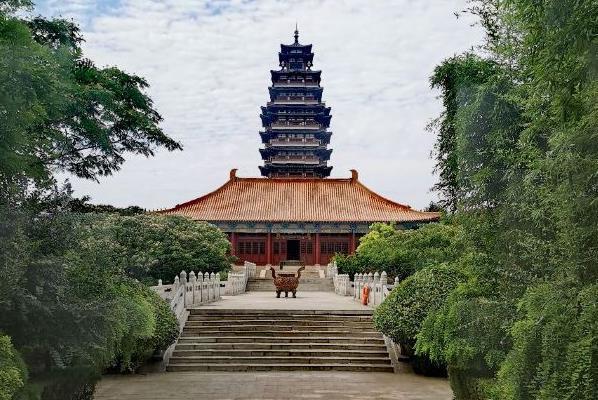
[39,0,482,210]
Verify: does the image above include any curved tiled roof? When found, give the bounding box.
[159,170,439,223]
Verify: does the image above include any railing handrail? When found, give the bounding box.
[329,264,400,309]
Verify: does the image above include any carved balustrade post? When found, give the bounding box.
[179,271,188,307]
[373,272,380,306]
[189,271,196,305]
[216,272,222,300]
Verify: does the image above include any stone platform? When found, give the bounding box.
[201,291,366,310]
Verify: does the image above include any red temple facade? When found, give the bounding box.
[159,30,439,265]
[160,169,439,265]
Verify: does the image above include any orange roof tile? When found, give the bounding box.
[159,169,439,223]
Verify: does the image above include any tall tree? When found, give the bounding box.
[0,1,181,192]
[418,1,598,399]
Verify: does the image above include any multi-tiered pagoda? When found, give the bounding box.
[158,30,439,266]
[259,28,332,178]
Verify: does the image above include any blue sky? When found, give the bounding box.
[36,0,482,210]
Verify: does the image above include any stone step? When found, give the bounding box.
[174,342,388,351]
[169,309,391,373]
[182,324,378,332]
[246,285,334,292]
[180,329,383,338]
[247,288,335,293]
[187,309,373,316]
[172,349,390,358]
[167,363,394,372]
[184,319,374,326]
[177,336,385,344]
[169,356,391,365]
[186,317,370,321]
[188,308,372,313]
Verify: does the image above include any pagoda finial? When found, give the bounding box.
[294,23,299,44]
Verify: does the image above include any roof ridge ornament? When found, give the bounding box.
[294,23,299,44]
[229,168,238,181]
[350,169,358,182]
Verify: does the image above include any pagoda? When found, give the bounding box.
[259,27,332,178]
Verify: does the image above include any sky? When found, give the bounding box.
[36,0,482,210]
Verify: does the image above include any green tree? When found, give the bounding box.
[0,1,181,189]
[339,222,469,280]
[418,0,598,398]
[0,335,27,400]
[0,1,185,398]
[75,213,232,284]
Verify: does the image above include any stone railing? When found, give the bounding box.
[244,261,257,279]
[223,261,255,295]
[353,272,399,308]
[326,261,338,278]
[333,273,351,296]
[152,270,222,325]
[332,269,400,309]
[150,270,222,368]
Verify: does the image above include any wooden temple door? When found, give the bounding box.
[272,239,287,266]
[300,237,314,265]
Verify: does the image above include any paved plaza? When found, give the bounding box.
[94,371,451,400]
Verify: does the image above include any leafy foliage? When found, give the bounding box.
[0,2,187,398]
[416,0,598,398]
[336,222,469,280]
[0,209,185,399]
[74,213,232,284]
[0,2,181,189]
[0,335,27,400]
[373,264,466,375]
[374,265,466,348]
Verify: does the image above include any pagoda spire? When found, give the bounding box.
[258,32,333,179]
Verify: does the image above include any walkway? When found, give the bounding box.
[93,291,452,400]
[94,371,451,400]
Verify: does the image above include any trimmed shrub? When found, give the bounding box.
[373,264,465,375]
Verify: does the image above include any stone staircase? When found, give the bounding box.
[167,309,393,372]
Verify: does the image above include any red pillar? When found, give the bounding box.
[314,232,321,266]
[266,232,272,266]
[350,232,356,255]
[230,232,237,258]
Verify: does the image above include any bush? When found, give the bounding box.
[79,214,232,284]
[0,335,27,400]
[373,264,465,375]
[354,222,469,280]
[333,253,364,279]
[109,284,178,373]
[146,291,179,354]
